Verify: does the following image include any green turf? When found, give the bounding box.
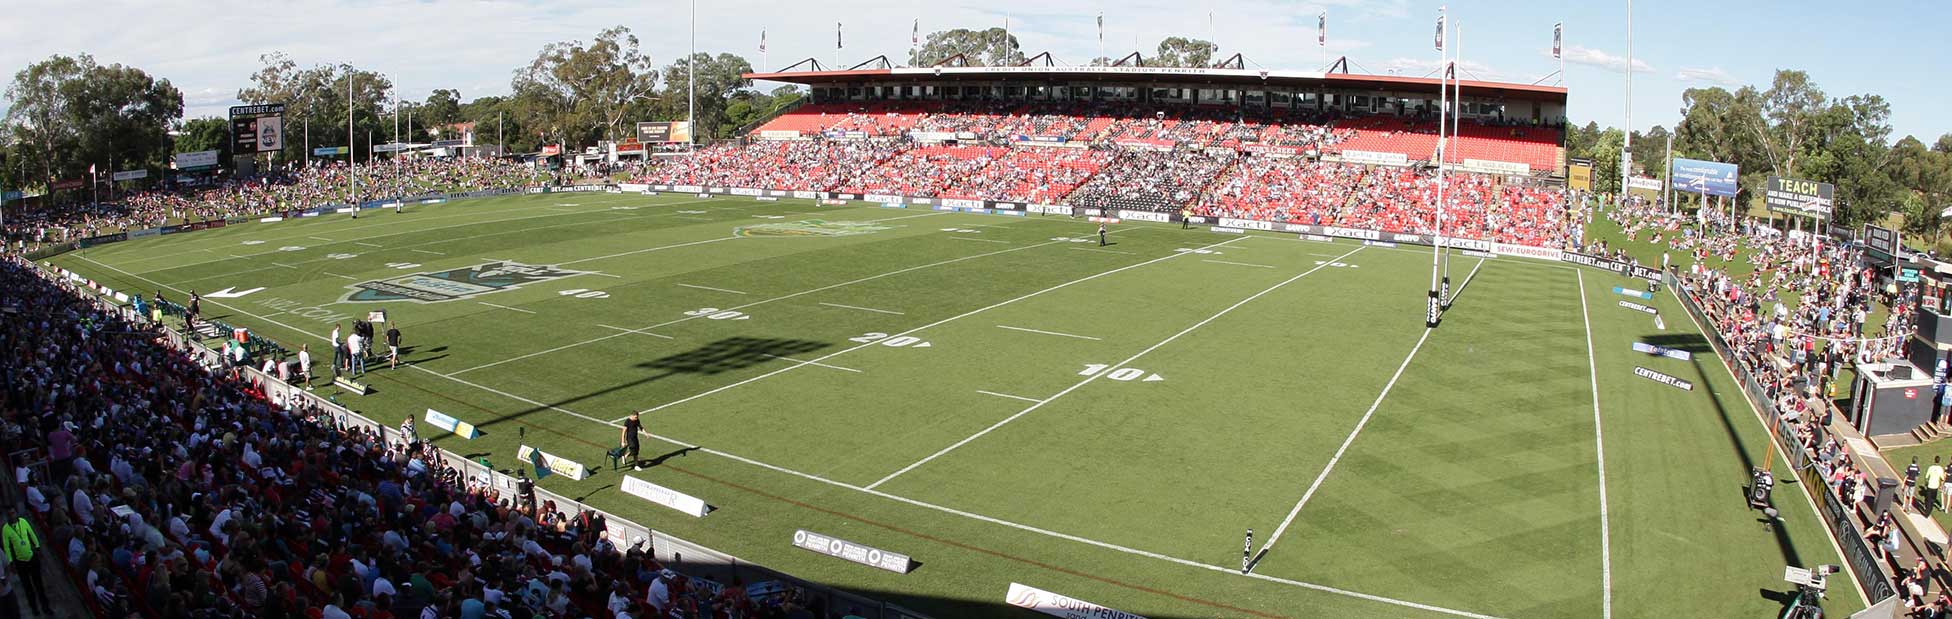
[49,192,1864,618]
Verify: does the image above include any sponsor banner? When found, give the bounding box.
[621,475,710,518]
[907,197,935,206]
[694,193,712,199]
[1440,237,1493,252]
[791,529,911,574]
[1632,342,1693,361]
[1005,583,1146,619]
[908,130,957,142]
[1300,233,1333,242]
[881,203,906,209]
[755,196,779,201]
[1242,144,1302,157]
[173,150,220,169]
[931,205,957,212]
[1459,159,1531,176]
[1461,249,1495,258]
[764,190,787,197]
[636,121,691,143]
[617,183,649,192]
[993,210,1026,217]
[758,130,802,139]
[1218,217,1274,231]
[790,190,819,200]
[1562,252,1659,281]
[230,104,286,155]
[1492,243,1562,261]
[1634,366,1695,391]
[822,199,851,206]
[112,169,148,181]
[729,187,763,197]
[989,202,1022,211]
[423,409,480,439]
[1626,176,1663,191]
[1116,210,1173,224]
[128,228,162,239]
[941,198,983,209]
[1027,204,1073,215]
[1340,150,1410,166]
[1182,216,1209,224]
[1387,232,1423,244]
[1568,160,1594,191]
[1765,176,1835,218]
[1612,286,1654,299]
[671,184,704,193]
[864,194,904,204]
[1211,226,1244,234]
[517,445,589,480]
[1363,240,1398,248]
[1322,226,1381,240]
[1671,158,1739,197]
[1864,224,1897,261]
[78,232,129,248]
[1618,300,1659,315]
[1087,216,1121,224]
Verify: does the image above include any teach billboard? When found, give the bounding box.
[1765,176,1835,219]
[1670,158,1738,197]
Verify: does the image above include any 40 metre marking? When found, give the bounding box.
[558,288,610,299]
[1078,364,1165,382]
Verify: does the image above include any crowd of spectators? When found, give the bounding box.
[1065,148,1232,213]
[0,256,834,618]
[638,141,901,193]
[1192,158,1366,225]
[940,148,1112,204]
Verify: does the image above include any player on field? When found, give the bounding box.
[1098,222,1108,246]
[621,413,644,471]
[386,323,403,369]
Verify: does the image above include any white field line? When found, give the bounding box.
[270,262,299,269]
[66,254,1503,619]
[478,302,536,314]
[868,244,1365,490]
[819,302,904,315]
[1446,258,1489,304]
[1069,247,1136,256]
[976,390,1043,403]
[950,236,1010,244]
[677,283,748,295]
[323,273,357,280]
[760,353,862,373]
[613,235,1249,421]
[596,324,673,339]
[1575,271,1614,619]
[1254,324,1436,566]
[558,236,739,267]
[1203,259,1274,269]
[585,272,624,278]
[308,236,335,242]
[995,325,1101,341]
[409,249,444,255]
[354,242,383,248]
[454,229,1130,376]
[1663,279,1872,609]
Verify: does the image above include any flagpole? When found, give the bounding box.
[1624,0,1633,195]
[1443,20,1460,307]
[688,0,697,150]
[349,67,357,218]
[1098,13,1104,63]
[1429,6,1446,326]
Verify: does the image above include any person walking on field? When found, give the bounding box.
[386,322,403,369]
[621,413,643,471]
[1098,222,1108,246]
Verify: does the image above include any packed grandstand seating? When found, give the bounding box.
[1192,158,1367,226]
[836,146,1006,197]
[1064,148,1234,213]
[940,147,1113,204]
[1,257,834,619]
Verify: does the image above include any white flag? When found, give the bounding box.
[1097,13,1103,42]
[1553,23,1563,59]
[1318,12,1326,47]
[912,19,919,45]
[759,30,767,53]
[1435,7,1446,51]
[837,22,843,49]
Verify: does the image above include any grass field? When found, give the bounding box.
[50,192,1866,618]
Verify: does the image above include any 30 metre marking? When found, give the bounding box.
[867,245,1365,490]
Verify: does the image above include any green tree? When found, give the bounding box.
[237,54,392,164]
[3,54,182,188]
[421,89,463,129]
[1153,37,1218,68]
[908,28,1025,67]
[514,26,661,146]
[173,117,229,158]
[663,52,754,140]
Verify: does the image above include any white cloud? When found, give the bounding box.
[1558,44,1653,74]
[1674,66,1741,87]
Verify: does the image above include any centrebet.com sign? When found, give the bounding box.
[791,529,911,574]
[1635,366,1695,391]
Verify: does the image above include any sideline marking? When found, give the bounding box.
[270,262,299,269]
[597,324,674,339]
[1576,270,1614,619]
[62,253,1505,619]
[1252,314,1434,569]
[819,302,904,315]
[951,236,1011,244]
[323,272,357,280]
[559,236,739,267]
[760,353,862,373]
[477,302,535,314]
[1203,259,1275,269]
[995,325,1101,341]
[1069,247,1136,256]
[354,242,383,248]
[677,283,749,295]
[617,235,1248,421]
[870,245,1365,490]
[976,390,1043,403]
[409,249,444,255]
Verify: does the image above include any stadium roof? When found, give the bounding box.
[744,66,1567,103]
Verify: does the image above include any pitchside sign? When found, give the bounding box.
[230,104,286,155]
[1766,176,1835,218]
[1635,366,1695,391]
[1864,224,1897,263]
[1671,158,1739,197]
[636,121,692,143]
[791,529,911,574]
[1005,583,1146,619]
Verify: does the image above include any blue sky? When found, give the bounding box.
[2,0,1944,142]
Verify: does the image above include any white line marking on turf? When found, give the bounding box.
[1203,259,1274,269]
[869,245,1366,490]
[819,302,904,315]
[270,262,299,269]
[1255,306,1433,567]
[950,236,1010,244]
[69,253,1503,619]
[995,325,1101,341]
[354,242,382,248]
[458,231,1130,376]
[308,236,335,242]
[585,272,624,278]
[677,283,748,295]
[1069,247,1136,255]
[410,249,444,255]
[976,390,1043,403]
[760,353,861,373]
[558,236,739,267]
[478,302,536,314]
[1576,270,1614,619]
[616,235,1249,421]
[1663,280,1871,609]
[323,272,357,280]
[597,324,673,339]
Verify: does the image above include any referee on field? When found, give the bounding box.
[1098,222,1108,246]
